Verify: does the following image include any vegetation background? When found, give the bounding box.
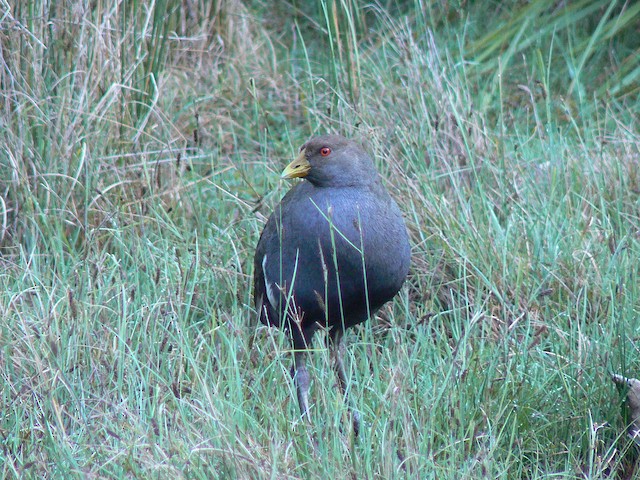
[1,0,639,478]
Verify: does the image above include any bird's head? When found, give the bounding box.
[281,135,377,187]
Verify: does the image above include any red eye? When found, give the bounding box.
[320,147,331,157]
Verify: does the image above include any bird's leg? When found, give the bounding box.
[291,349,311,422]
[331,329,348,393]
[330,329,361,436]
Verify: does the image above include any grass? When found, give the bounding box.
[1,0,639,477]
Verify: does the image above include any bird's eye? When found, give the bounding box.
[320,147,331,157]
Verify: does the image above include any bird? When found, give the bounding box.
[253,134,410,434]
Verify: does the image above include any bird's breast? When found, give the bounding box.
[263,188,408,324]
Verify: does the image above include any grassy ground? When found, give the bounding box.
[1,0,639,478]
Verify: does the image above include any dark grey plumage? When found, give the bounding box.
[254,134,410,433]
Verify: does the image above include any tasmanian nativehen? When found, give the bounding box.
[254,134,410,433]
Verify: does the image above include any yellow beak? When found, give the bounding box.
[281,150,311,179]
